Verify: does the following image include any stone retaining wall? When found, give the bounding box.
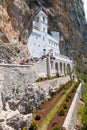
[62,82,83,130]
[0,64,70,99]
[0,64,37,96]
[0,64,71,130]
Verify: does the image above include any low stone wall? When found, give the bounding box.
[0,64,36,91]
[34,76,70,95]
[62,82,83,130]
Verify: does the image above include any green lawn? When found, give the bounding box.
[38,82,78,130]
[82,81,87,130]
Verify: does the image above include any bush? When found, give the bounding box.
[36,75,60,82]
[63,104,68,109]
[28,104,33,113]
[29,120,38,130]
[16,88,19,94]
[68,95,71,99]
[53,127,60,130]
[66,96,69,102]
[22,126,27,130]
[58,86,63,92]
[36,105,42,110]
[58,109,65,116]
[71,89,74,93]
[41,101,45,104]
[12,88,15,93]
[35,114,41,120]
[36,77,43,82]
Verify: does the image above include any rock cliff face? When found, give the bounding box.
[0,0,40,63]
[0,0,86,62]
[42,0,86,58]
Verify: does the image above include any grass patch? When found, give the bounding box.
[81,81,87,129]
[53,127,60,130]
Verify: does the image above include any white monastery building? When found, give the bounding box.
[28,10,72,77]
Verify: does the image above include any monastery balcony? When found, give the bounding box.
[50,54,72,63]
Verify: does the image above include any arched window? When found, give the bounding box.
[60,62,62,73]
[55,62,59,75]
[43,16,45,22]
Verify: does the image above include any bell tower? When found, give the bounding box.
[33,10,48,33]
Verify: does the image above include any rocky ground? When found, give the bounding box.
[0,84,47,130]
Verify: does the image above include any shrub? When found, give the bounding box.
[48,97,52,101]
[68,95,71,99]
[56,73,59,77]
[36,75,60,82]
[58,109,65,116]
[16,88,19,94]
[29,120,38,130]
[58,86,63,92]
[63,104,68,109]
[36,77,43,82]
[0,27,3,33]
[22,126,27,130]
[28,104,33,113]
[66,96,69,102]
[41,101,45,104]
[71,89,74,93]
[53,127,60,130]
[12,88,15,93]
[37,105,42,110]
[35,114,41,120]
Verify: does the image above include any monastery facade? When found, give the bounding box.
[28,10,72,77]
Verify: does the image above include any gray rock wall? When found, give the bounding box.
[0,64,36,130]
[0,64,36,93]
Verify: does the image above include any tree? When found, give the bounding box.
[67,67,74,81]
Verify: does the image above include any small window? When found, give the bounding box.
[43,36,45,41]
[43,16,45,22]
[34,43,36,46]
[39,45,40,47]
[43,27,45,32]
[43,49,46,51]
[35,17,39,22]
